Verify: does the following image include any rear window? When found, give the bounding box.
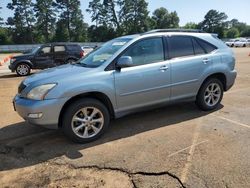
[168,36,194,58]
[67,45,81,51]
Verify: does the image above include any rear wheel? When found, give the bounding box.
[15,63,31,76]
[196,78,223,111]
[62,98,110,143]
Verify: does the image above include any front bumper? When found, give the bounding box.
[13,95,69,129]
[9,64,15,72]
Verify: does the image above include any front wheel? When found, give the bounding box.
[196,78,224,111]
[15,63,31,76]
[62,98,110,143]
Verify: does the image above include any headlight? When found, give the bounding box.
[26,84,57,100]
[10,58,16,64]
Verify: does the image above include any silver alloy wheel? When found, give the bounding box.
[71,107,104,138]
[204,83,221,107]
[17,64,29,75]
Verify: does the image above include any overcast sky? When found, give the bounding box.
[0,0,249,26]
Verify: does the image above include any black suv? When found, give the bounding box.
[9,43,84,76]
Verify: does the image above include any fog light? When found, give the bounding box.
[28,113,43,119]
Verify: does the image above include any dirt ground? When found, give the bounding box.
[0,48,249,188]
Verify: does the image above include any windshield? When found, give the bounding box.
[31,46,40,54]
[77,38,132,68]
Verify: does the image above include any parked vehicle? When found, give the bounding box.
[9,43,84,76]
[13,29,237,143]
[225,39,239,47]
[234,38,248,47]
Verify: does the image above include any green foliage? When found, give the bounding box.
[0,2,249,43]
[0,6,4,25]
[226,27,240,38]
[0,28,12,44]
[183,22,199,29]
[34,0,56,42]
[152,8,179,29]
[55,0,87,42]
[87,25,117,42]
[119,0,149,34]
[199,9,228,38]
[241,26,250,37]
[7,0,36,43]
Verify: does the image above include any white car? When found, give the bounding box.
[234,38,248,47]
[225,39,239,47]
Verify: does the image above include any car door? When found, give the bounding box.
[34,45,54,69]
[54,45,67,66]
[114,37,171,112]
[167,35,216,100]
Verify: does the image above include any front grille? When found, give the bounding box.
[18,82,26,94]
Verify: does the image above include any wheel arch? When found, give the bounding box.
[58,92,115,128]
[199,73,227,93]
[14,60,33,69]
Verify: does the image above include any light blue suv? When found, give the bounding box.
[13,30,237,143]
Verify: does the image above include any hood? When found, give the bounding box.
[23,64,95,86]
[14,53,34,59]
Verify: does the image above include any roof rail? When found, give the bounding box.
[144,29,206,34]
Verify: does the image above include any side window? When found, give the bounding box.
[123,37,164,66]
[196,38,217,53]
[40,46,51,54]
[67,45,80,51]
[192,38,206,55]
[54,45,66,52]
[168,36,194,58]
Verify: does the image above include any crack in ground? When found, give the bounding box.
[52,162,186,188]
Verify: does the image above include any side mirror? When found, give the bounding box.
[116,56,133,69]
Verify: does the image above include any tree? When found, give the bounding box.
[241,26,250,37]
[87,25,116,42]
[54,19,69,42]
[34,0,56,42]
[119,0,149,34]
[87,0,121,32]
[7,0,36,43]
[151,7,179,29]
[227,19,247,32]
[226,27,240,38]
[199,9,228,38]
[0,6,4,25]
[55,0,87,42]
[183,22,198,29]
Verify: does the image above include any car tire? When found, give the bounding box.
[196,78,224,111]
[15,63,31,76]
[62,98,110,143]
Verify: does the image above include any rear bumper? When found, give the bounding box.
[13,95,69,129]
[225,70,237,91]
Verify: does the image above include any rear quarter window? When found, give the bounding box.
[67,45,81,51]
[195,38,217,53]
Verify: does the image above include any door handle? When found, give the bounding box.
[159,65,169,71]
[203,59,210,64]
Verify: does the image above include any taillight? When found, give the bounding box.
[80,50,84,57]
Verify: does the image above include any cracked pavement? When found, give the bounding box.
[0,48,250,187]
